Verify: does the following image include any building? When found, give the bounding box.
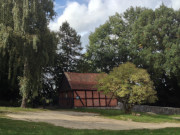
[59,72,117,108]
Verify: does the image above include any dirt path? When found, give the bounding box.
[6,111,180,130]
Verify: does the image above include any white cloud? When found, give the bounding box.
[49,0,179,50]
[171,0,180,10]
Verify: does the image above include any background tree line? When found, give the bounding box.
[0,2,179,108]
[86,5,180,107]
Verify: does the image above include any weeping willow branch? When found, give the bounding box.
[0,0,56,107]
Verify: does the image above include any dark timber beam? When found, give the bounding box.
[75,91,85,106]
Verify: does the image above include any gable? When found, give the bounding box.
[59,75,71,91]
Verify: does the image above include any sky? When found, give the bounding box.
[49,0,180,51]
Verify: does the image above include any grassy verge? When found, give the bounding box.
[0,107,45,117]
[0,117,180,135]
[74,108,180,123]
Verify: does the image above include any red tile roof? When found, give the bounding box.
[64,72,104,90]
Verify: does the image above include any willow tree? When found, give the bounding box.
[0,0,56,107]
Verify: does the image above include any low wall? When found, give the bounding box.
[118,102,180,115]
[132,105,180,115]
[116,102,180,115]
[80,102,180,115]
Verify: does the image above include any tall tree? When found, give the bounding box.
[54,21,82,89]
[131,5,180,106]
[57,21,82,72]
[0,0,56,107]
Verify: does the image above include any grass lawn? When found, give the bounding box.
[74,108,180,123]
[0,107,46,119]
[0,117,180,135]
[0,107,45,113]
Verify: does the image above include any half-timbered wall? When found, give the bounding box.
[73,90,117,107]
[59,72,118,108]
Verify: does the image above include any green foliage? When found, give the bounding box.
[86,7,147,73]
[130,5,180,106]
[0,0,56,107]
[57,21,82,72]
[131,5,180,76]
[75,54,95,73]
[86,5,180,107]
[86,13,129,72]
[41,22,83,104]
[53,21,82,89]
[97,62,157,113]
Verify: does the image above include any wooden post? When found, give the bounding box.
[92,91,94,107]
[105,95,107,107]
[98,92,101,107]
[72,90,74,108]
[85,90,87,107]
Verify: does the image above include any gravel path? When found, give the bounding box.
[6,111,180,130]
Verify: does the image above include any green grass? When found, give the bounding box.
[74,108,180,123]
[0,107,45,117]
[0,106,45,112]
[0,117,180,135]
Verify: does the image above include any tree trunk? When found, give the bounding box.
[123,103,133,114]
[21,96,27,108]
[20,58,28,108]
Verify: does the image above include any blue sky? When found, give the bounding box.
[54,0,88,15]
[50,0,180,50]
